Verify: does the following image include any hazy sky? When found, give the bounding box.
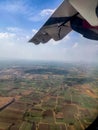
[0,0,98,62]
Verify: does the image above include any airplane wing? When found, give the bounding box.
[29,0,78,44]
[69,0,98,26]
[29,0,98,44]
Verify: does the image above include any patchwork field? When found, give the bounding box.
[0,62,97,130]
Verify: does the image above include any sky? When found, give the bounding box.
[0,0,98,63]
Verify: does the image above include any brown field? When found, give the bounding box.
[67,125,75,130]
[62,104,78,123]
[38,123,66,130]
[75,84,97,98]
[42,109,54,123]
[22,90,33,96]
[38,123,50,130]
[0,122,11,130]
[0,97,14,108]
[8,101,27,112]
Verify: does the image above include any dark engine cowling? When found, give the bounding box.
[70,16,98,40]
[96,6,98,17]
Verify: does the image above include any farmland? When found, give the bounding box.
[0,61,97,130]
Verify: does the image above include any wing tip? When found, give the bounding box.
[28,38,40,45]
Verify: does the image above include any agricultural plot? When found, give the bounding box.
[38,123,66,130]
[0,62,97,130]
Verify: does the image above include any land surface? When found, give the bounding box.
[0,61,97,130]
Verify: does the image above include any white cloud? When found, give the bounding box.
[0,1,55,24]
[29,8,55,22]
[32,29,38,34]
[40,9,55,17]
[0,2,24,14]
[72,42,78,48]
[7,27,22,32]
[48,39,60,46]
[5,26,31,43]
[0,1,35,22]
[0,1,55,23]
[0,32,15,39]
